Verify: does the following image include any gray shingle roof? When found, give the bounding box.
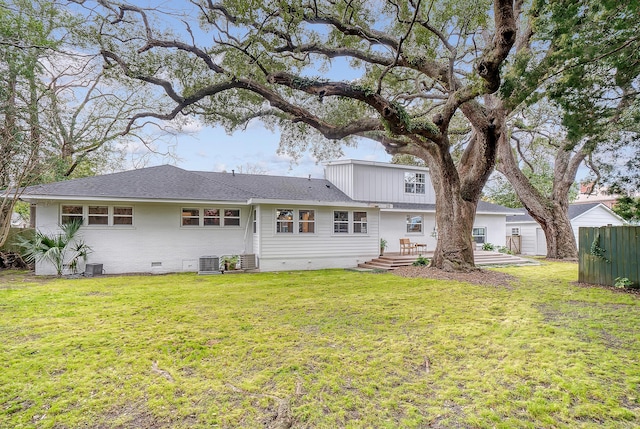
[507,202,603,223]
[21,164,353,203]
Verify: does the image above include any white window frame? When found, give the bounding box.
[113,207,134,225]
[276,208,294,233]
[472,227,487,244]
[511,227,520,236]
[223,209,241,226]
[182,208,200,226]
[404,172,426,194]
[353,211,368,234]
[298,209,315,234]
[203,208,221,226]
[406,214,423,233]
[181,207,242,227]
[88,206,109,226]
[61,205,84,225]
[62,204,134,227]
[333,210,349,234]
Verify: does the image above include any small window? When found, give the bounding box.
[113,207,133,225]
[353,211,367,234]
[253,209,257,234]
[223,209,240,226]
[472,227,487,244]
[276,209,294,233]
[404,172,426,194]
[334,211,349,233]
[182,208,200,226]
[61,205,83,225]
[88,206,109,225]
[298,209,315,233]
[511,227,520,236]
[406,215,423,233]
[204,208,220,226]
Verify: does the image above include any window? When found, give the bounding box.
[353,211,367,233]
[404,172,426,194]
[298,209,315,233]
[406,215,423,233]
[511,227,520,236]
[224,209,241,226]
[204,208,220,226]
[182,208,200,226]
[253,209,257,234]
[61,205,83,225]
[113,207,133,225]
[182,207,241,227]
[62,205,133,226]
[88,206,109,225]
[334,211,349,233]
[472,227,487,244]
[276,209,294,233]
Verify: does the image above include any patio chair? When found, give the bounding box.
[400,238,416,255]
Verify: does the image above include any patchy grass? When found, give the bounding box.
[0,263,638,428]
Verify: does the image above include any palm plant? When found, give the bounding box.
[16,220,92,277]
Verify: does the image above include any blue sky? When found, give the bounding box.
[148,121,392,178]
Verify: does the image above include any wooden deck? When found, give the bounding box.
[358,250,537,271]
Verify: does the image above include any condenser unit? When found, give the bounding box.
[198,256,221,275]
[240,254,257,270]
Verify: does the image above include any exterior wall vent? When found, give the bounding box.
[199,256,221,275]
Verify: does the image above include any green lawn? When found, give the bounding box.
[1,263,639,428]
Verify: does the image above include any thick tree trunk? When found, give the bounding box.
[538,205,577,259]
[414,127,498,271]
[431,192,477,271]
[495,114,579,259]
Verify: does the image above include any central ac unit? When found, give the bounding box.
[198,256,220,274]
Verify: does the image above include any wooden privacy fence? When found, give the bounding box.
[578,226,640,287]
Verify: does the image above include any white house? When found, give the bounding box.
[506,202,627,256]
[21,159,519,275]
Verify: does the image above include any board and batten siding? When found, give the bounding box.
[325,160,435,204]
[323,162,355,199]
[34,201,252,275]
[257,204,379,271]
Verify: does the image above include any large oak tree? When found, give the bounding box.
[92,0,521,271]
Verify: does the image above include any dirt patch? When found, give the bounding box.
[393,266,517,288]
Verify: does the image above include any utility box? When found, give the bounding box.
[85,263,103,277]
[240,254,257,270]
[199,256,221,275]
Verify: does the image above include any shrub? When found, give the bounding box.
[614,277,637,289]
[482,242,495,251]
[412,255,430,266]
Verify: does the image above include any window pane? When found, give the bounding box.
[277,221,294,233]
[406,215,423,233]
[334,211,348,221]
[334,223,349,233]
[113,216,133,225]
[204,218,221,226]
[62,205,83,215]
[299,210,314,221]
[114,207,133,216]
[353,224,367,233]
[88,216,109,225]
[89,206,108,215]
[225,218,240,226]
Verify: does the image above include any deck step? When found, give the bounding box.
[358,251,536,271]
